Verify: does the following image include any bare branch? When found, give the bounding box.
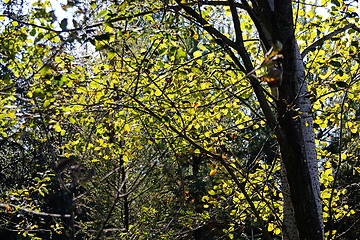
[240,0,271,50]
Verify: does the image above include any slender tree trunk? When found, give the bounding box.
[276,38,324,240]
[255,1,325,239]
[276,17,324,240]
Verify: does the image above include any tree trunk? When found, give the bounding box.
[275,4,324,239]
[276,38,324,240]
[254,0,325,239]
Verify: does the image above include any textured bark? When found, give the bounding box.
[245,0,325,238]
[276,21,324,240]
[255,1,325,239]
[281,159,300,240]
[275,38,324,239]
[276,43,323,240]
[294,43,324,231]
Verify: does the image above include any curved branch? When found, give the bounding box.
[301,24,360,59]
[0,202,70,218]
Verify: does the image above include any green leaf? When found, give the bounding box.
[43,100,51,108]
[39,64,52,76]
[331,0,340,6]
[97,9,108,18]
[176,48,186,59]
[107,51,116,60]
[30,29,36,36]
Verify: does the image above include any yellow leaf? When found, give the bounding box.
[202,195,209,202]
[193,50,202,58]
[124,124,131,133]
[69,116,76,124]
[54,123,62,132]
[155,89,162,96]
[268,223,274,232]
[210,168,217,176]
[224,6,231,17]
[310,31,316,39]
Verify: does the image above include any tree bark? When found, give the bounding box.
[276,39,324,240]
[281,159,300,240]
[252,0,325,239]
[275,2,324,239]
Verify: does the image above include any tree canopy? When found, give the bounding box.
[0,0,360,239]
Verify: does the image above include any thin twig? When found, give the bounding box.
[328,83,350,240]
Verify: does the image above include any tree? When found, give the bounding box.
[1,0,360,239]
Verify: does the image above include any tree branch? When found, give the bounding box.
[218,157,273,240]
[328,82,350,240]
[240,0,271,50]
[1,10,156,33]
[228,0,242,44]
[94,176,127,240]
[123,93,275,239]
[174,0,283,145]
[174,0,253,71]
[199,1,244,8]
[0,202,70,218]
[301,24,360,59]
